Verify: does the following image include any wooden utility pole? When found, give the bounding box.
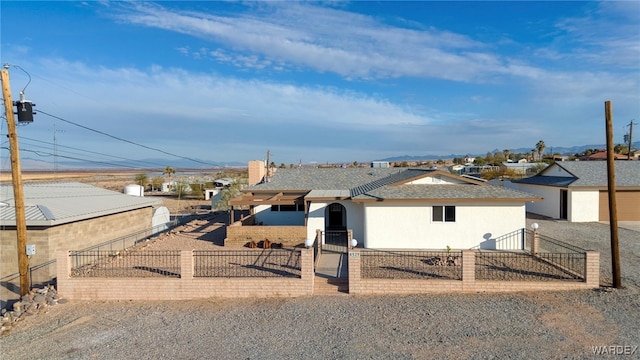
[1,68,31,296]
[604,100,622,288]
[627,120,636,160]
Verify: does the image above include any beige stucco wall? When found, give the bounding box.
[362,202,526,250]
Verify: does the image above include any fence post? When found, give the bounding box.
[316,229,322,258]
[181,250,193,280]
[348,248,361,295]
[56,250,71,296]
[462,250,475,291]
[531,230,540,256]
[584,250,600,288]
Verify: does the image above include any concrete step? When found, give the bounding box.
[314,277,349,295]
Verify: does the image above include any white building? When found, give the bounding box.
[230,168,541,250]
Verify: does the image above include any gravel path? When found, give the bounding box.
[1,216,639,359]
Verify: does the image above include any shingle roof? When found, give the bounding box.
[0,182,161,226]
[514,161,640,187]
[247,168,540,202]
[250,168,403,191]
[353,184,540,201]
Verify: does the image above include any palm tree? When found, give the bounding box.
[535,140,546,161]
[503,149,510,162]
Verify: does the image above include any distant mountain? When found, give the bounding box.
[377,141,640,162]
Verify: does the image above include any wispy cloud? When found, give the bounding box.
[114,2,520,82]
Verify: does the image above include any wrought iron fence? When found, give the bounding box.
[193,249,302,278]
[475,251,584,281]
[70,250,181,278]
[361,250,463,280]
[322,230,349,253]
[77,218,185,254]
[493,229,526,250]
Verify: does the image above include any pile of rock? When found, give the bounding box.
[1,285,65,334]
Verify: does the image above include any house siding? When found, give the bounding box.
[307,201,364,244]
[506,182,561,219]
[254,204,305,225]
[363,202,526,249]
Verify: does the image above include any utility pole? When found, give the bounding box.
[1,67,31,296]
[265,150,270,180]
[626,120,636,160]
[604,101,621,289]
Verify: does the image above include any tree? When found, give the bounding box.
[214,180,242,211]
[173,180,190,198]
[279,163,286,169]
[535,140,546,161]
[473,157,487,166]
[503,149,511,162]
[150,177,163,192]
[134,173,148,189]
[163,166,176,183]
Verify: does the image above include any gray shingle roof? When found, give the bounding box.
[353,184,540,201]
[248,168,540,202]
[0,182,161,226]
[250,168,404,191]
[514,161,640,187]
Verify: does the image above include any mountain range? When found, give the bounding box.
[377,141,640,162]
[2,141,638,171]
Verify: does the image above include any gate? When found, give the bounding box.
[322,230,349,253]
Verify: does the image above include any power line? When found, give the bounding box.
[37,109,220,167]
[16,136,169,168]
[2,147,149,170]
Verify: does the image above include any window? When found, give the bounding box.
[433,206,455,222]
[271,204,304,212]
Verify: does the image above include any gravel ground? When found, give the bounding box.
[1,216,639,359]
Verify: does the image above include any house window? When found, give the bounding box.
[271,204,304,212]
[433,206,455,222]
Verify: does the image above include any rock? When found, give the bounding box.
[13,302,23,313]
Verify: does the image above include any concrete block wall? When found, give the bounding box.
[57,248,314,300]
[1,207,154,306]
[348,249,601,294]
[225,224,307,247]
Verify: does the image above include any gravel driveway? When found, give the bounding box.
[1,216,638,359]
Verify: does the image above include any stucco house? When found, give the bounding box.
[507,161,640,222]
[1,182,164,305]
[228,167,541,250]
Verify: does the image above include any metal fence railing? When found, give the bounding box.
[70,250,181,278]
[361,250,463,280]
[77,218,186,253]
[193,249,302,278]
[475,251,584,281]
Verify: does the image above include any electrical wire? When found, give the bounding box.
[37,109,220,167]
[16,136,170,168]
[2,147,148,169]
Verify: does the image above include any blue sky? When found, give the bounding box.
[1,1,639,168]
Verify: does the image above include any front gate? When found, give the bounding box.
[322,230,349,253]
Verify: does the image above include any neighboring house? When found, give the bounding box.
[507,161,640,222]
[578,149,628,161]
[502,162,543,176]
[229,168,541,250]
[1,182,163,304]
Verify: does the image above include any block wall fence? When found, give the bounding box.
[348,249,600,294]
[57,249,314,301]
